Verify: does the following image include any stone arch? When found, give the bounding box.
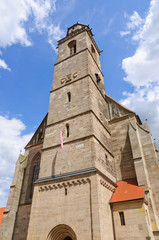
[32,151,41,164]
[47,224,77,240]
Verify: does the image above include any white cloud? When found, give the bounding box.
[121,0,159,144]
[0,115,33,206]
[47,24,65,51]
[0,0,64,66]
[126,11,144,30]
[0,0,31,47]
[121,11,144,40]
[0,59,11,71]
[120,31,130,37]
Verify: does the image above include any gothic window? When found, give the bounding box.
[30,155,40,198]
[119,212,125,225]
[68,40,76,55]
[66,124,69,137]
[67,92,71,102]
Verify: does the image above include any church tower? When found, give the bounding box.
[1,23,159,240]
[26,23,116,240]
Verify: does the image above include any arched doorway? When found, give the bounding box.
[64,237,72,240]
[47,224,77,240]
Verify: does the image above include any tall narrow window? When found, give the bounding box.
[67,92,71,102]
[68,40,76,56]
[119,212,125,225]
[30,155,40,198]
[30,165,40,198]
[66,124,69,137]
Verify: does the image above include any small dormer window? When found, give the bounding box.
[68,40,76,55]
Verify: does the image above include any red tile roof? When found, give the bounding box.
[110,179,145,203]
[0,207,6,227]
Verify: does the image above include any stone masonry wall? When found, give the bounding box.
[27,174,95,240]
[112,201,154,240]
[110,117,137,181]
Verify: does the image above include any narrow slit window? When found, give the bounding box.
[66,124,69,137]
[105,154,109,166]
[91,44,95,53]
[73,44,76,54]
[119,212,125,225]
[67,92,71,102]
[65,188,67,195]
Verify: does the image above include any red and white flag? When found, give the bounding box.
[61,131,64,149]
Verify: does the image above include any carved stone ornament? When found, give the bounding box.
[60,72,78,84]
[39,178,90,192]
[100,179,115,192]
[66,74,72,82]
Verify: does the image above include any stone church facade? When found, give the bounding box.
[0,23,159,240]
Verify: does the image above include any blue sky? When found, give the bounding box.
[0,0,159,206]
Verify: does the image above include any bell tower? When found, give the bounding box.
[27,23,116,240]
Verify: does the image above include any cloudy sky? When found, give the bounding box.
[0,0,158,206]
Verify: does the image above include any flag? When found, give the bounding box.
[61,131,64,149]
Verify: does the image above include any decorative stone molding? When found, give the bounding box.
[39,178,90,192]
[100,179,115,192]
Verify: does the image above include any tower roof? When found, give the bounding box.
[66,23,90,37]
[58,22,101,54]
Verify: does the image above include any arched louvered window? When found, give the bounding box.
[68,40,76,55]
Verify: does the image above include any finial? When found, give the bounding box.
[145,119,147,122]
